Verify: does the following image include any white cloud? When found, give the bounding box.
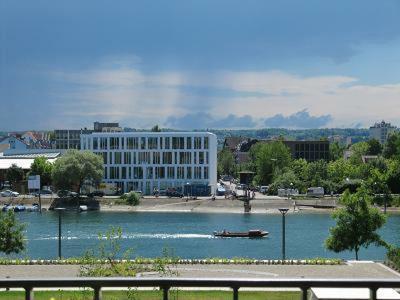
[51,59,400,128]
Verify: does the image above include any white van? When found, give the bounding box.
[307,187,324,197]
[259,186,268,194]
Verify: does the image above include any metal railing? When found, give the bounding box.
[1,278,400,300]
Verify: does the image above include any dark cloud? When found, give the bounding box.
[264,109,332,129]
[165,113,256,129]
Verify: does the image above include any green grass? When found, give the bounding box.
[0,290,301,300]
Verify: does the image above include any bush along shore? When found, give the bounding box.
[0,257,342,266]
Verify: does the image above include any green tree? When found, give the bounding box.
[6,164,24,189]
[52,150,104,192]
[348,142,369,165]
[29,157,53,187]
[383,132,400,159]
[305,160,328,187]
[325,188,387,260]
[268,170,303,195]
[151,125,161,132]
[367,139,382,155]
[387,159,400,194]
[252,141,291,185]
[217,149,236,176]
[0,210,25,255]
[329,141,345,161]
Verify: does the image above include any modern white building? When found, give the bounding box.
[369,121,397,144]
[81,132,217,195]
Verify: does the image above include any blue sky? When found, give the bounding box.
[1,0,400,130]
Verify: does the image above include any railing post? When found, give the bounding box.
[93,286,102,300]
[232,286,239,300]
[369,287,377,300]
[162,286,170,300]
[25,287,34,300]
[301,287,308,300]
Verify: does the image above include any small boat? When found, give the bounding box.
[213,229,269,238]
[27,204,40,212]
[13,205,26,212]
[79,205,88,212]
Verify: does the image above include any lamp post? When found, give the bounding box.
[278,208,289,260]
[288,182,293,200]
[55,208,66,259]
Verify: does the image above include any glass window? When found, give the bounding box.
[177,167,185,179]
[141,137,146,149]
[194,167,202,179]
[100,138,108,150]
[121,167,127,179]
[124,152,131,164]
[138,152,150,164]
[163,152,172,164]
[186,137,192,149]
[186,167,192,179]
[204,137,209,149]
[164,137,170,149]
[103,152,107,164]
[204,167,209,179]
[155,167,165,179]
[115,152,122,164]
[194,137,201,149]
[153,152,161,164]
[110,137,119,150]
[110,167,119,179]
[133,167,143,179]
[146,167,153,179]
[167,167,175,179]
[199,152,204,164]
[172,137,185,149]
[148,137,158,149]
[93,138,98,150]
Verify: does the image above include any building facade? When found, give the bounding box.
[283,140,330,161]
[369,121,397,144]
[81,132,217,195]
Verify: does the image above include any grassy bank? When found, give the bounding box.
[0,290,301,300]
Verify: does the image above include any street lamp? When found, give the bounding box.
[278,208,289,260]
[288,182,293,200]
[54,208,66,259]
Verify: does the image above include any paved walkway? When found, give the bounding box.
[0,261,398,279]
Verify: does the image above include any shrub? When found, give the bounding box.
[120,192,140,206]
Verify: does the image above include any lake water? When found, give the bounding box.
[13,212,400,260]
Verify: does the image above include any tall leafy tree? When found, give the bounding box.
[0,210,25,255]
[348,142,369,165]
[6,164,24,189]
[52,150,104,192]
[367,139,382,155]
[252,141,291,185]
[151,125,161,132]
[217,149,236,177]
[325,188,387,260]
[383,132,400,159]
[329,141,345,161]
[29,157,53,187]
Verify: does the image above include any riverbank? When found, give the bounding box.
[2,195,398,214]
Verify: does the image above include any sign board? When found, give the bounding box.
[28,175,41,190]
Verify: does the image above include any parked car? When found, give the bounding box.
[1,190,19,197]
[259,186,269,194]
[87,190,105,198]
[32,190,53,197]
[166,188,183,198]
[57,190,79,198]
